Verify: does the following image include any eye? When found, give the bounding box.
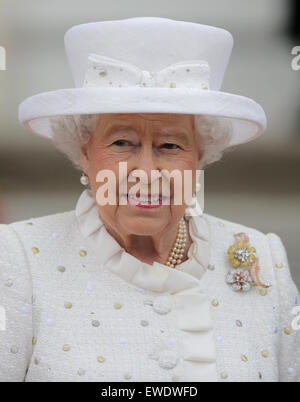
[112,140,131,147]
[161,143,181,150]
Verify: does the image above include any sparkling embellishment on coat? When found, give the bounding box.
[226,232,270,292]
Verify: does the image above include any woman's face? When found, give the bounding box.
[80,113,204,236]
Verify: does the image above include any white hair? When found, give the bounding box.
[50,113,234,170]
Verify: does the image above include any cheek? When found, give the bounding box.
[88,147,120,172]
[164,150,198,169]
[168,152,198,185]
[85,146,122,206]
[87,147,123,186]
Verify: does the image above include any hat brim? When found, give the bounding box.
[18,87,266,147]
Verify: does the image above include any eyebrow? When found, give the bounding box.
[105,123,191,143]
[158,128,191,144]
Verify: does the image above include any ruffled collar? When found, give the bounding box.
[75,189,211,294]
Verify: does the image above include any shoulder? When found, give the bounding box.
[202,212,292,257]
[0,210,80,300]
[2,210,80,250]
[203,212,266,240]
[8,209,77,237]
[0,209,77,274]
[0,210,78,245]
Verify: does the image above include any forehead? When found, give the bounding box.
[98,113,194,129]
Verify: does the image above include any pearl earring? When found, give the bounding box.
[80,173,89,186]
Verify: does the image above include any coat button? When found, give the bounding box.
[153,296,172,315]
[158,350,178,369]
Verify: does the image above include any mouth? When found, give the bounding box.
[120,192,170,208]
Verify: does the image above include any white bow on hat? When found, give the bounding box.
[83,54,211,90]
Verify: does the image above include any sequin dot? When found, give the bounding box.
[288,368,294,375]
[57,266,66,273]
[62,344,71,352]
[220,372,228,379]
[158,350,178,369]
[97,356,106,363]
[124,372,132,380]
[77,368,86,376]
[20,306,30,314]
[236,320,243,328]
[5,278,13,287]
[113,302,122,310]
[120,337,128,344]
[46,318,55,326]
[241,355,248,363]
[64,301,73,309]
[10,345,19,354]
[261,350,269,358]
[170,82,176,88]
[32,336,37,345]
[168,338,176,346]
[284,327,292,335]
[141,320,149,327]
[212,299,219,307]
[275,262,283,269]
[79,250,87,257]
[32,247,39,254]
[260,289,268,296]
[91,320,100,327]
[217,336,223,343]
[207,264,215,271]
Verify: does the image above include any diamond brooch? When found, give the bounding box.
[226,232,270,292]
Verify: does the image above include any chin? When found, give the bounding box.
[119,213,169,236]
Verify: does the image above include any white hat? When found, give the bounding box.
[18,16,267,147]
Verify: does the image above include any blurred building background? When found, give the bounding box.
[0,0,299,287]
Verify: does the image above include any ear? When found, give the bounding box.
[79,141,90,173]
[196,146,205,170]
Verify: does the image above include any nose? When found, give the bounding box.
[131,144,161,185]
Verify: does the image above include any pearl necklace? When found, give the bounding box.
[166,217,187,268]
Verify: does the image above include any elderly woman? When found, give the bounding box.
[0,17,299,383]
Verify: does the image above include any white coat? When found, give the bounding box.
[0,189,299,382]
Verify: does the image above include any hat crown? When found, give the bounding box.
[64,17,233,90]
